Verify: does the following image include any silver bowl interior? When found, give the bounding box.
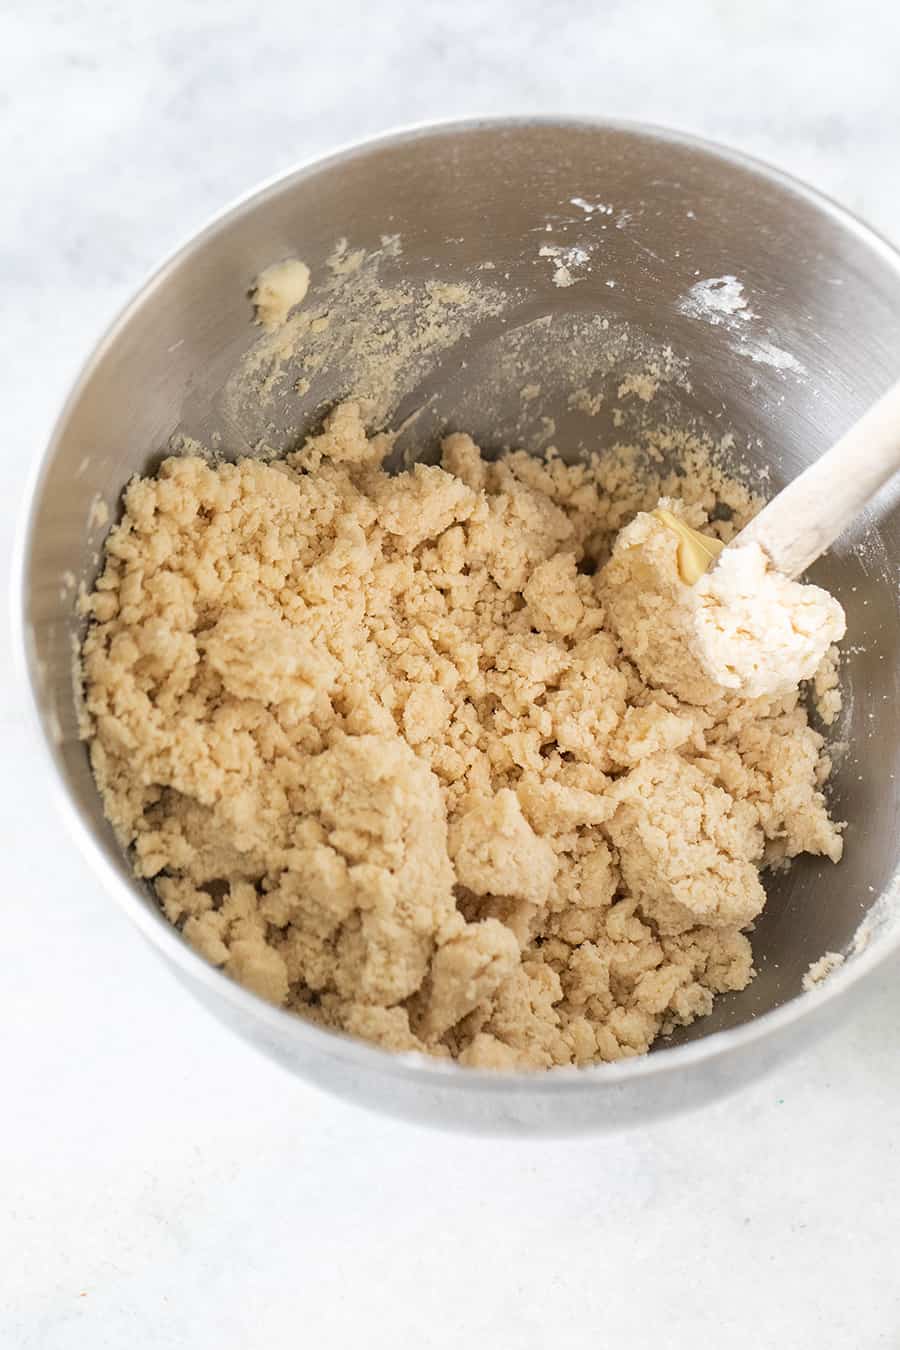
[19,120,900,1131]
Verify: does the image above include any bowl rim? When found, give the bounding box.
[12,113,900,1096]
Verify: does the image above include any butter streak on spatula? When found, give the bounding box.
[652,508,725,584]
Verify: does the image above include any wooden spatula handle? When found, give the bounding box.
[733,377,900,579]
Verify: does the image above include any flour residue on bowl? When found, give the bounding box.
[734,337,807,375]
[677,275,807,377]
[570,197,614,217]
[539,243,591,288]
[678,275,753,325]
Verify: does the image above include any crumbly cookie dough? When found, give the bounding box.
[80,403,844,1069]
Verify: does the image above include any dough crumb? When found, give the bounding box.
[802,950,845,991]
[617,372,658,403]
[251,258,311,331]
[81,402,845,1070]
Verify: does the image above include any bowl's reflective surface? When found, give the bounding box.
[17,120,900,1132]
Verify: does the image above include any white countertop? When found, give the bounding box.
[4,2,900,1346]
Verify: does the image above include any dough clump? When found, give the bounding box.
[81,404,844,1069]
[693,539,846,697]
[607,505,846,700]
[251,258,311,331]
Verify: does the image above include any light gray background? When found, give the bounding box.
[4,3,900,1347]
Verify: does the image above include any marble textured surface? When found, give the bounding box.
[3,2,900,1346]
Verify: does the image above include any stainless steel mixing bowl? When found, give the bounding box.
[15,119,900,1133]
